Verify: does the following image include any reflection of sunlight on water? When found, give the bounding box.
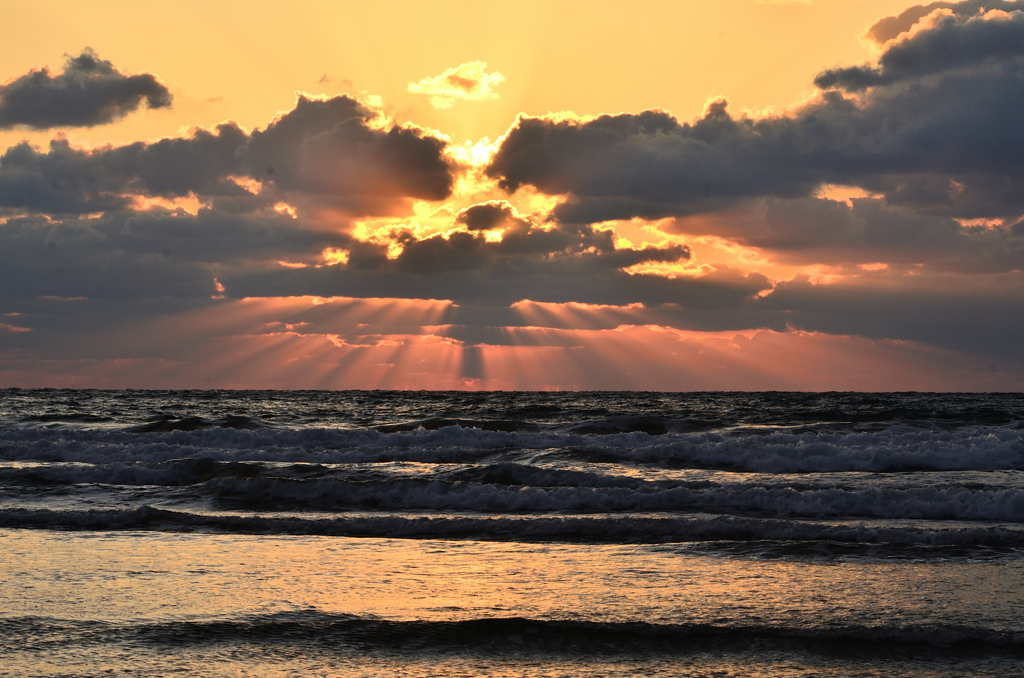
[6,531,1022,627]
[3,530,1024,676]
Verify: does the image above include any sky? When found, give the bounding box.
[0,0,1022,390]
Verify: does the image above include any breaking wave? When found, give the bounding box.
[2,424,1023,473]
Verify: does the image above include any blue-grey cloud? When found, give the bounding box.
[219,216,732,307]
[487,103,828,222]
[240,95,453,204]
[0,209,348,302]
[755,274,1024,363]
[4,9,1024,378]
[0,95,454,216]
[864,0,1022,44]
[0,49,171,129]
[486,2,1024,266]
[816,3,1024,91]
[666,196,1024,273]
[0,124,249,214]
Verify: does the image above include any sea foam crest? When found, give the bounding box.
[2,423,1022,472]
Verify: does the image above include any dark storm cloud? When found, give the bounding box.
[220,202,693,301]
[0,95,454,216]
[0,49,171,129]
[486,2,1024,230]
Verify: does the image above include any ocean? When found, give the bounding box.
[1,389,1022,677]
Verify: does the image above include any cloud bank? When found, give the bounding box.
[2,4,1024,390]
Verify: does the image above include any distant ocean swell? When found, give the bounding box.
[4,613,1024,653]
[2,507,1023,551]
[3,469,1022,521]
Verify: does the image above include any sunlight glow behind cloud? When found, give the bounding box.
[408,61,505,109]
[1,0,1022,390]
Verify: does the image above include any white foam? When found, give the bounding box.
[2,425,1022,472]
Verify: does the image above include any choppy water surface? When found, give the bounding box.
[1,390,1022,676]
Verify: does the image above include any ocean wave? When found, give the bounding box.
[561,415,681,435]
[201,474,1024,521]
[375,418,539,433]
[3,507,1023,547]
[4,390,1023,433]
[4,612,1023,652]
[5,460,1021,521]
[2,425,1023,472]
[128,414,273,433]
[0,457,267,487]
[0,459,640,490]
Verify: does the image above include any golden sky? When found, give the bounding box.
[0,0,913,145]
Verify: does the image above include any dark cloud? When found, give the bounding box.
[816,5,1024,91]
[225,263,768,313]
[240,95,453,207]
[0,49,171,129]
[0,95,455,216]
[486,3,1024,254]
[487,103,828,223]
[389,219,689,279]
[865,0,1022,44]
[667,196,1024,273]
[0,209,349,302]
[3,7,1024,382]
[756,274,1024,363]
[0,296,221,365]
[218,216,773,310]
[0,124,249,214]
[435,270,1024,365]
[455,200,529,230]
[0,186,749,314]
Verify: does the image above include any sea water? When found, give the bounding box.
[1,390,1022,676]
